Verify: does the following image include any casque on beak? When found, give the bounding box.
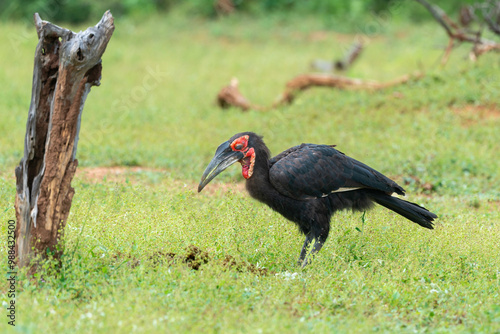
[198,141,244,192]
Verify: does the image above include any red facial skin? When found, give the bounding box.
[230,135,256,179]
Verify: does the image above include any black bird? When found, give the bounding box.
[198,132,437,267]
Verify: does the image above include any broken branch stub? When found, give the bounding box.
[216,78,253,111]
[311,41,364,73]
[14,11,114,269]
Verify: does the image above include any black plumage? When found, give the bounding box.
[198,132,437,267]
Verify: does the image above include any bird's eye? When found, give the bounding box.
[231,135,249,151]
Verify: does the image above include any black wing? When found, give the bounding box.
[269,144,405,200]
[269,144,304,168]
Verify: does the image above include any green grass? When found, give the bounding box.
[1,11,500,333]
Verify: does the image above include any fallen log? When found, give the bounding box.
[216,72,423,111]
[276,72,422,105]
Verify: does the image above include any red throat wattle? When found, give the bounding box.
[240,147,255,179]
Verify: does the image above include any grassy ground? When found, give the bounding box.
[1,10,500,333]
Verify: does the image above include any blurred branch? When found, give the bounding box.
[481,1,500,35]
[275,72,423,107]
[414,0,500,62]
[217,78,261,111]
[311,41,364,72]
[216,72,423,112]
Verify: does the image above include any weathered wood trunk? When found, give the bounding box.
[14,12,114,269]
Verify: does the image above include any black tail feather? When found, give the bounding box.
[369,192,437,229]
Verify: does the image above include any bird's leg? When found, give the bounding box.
[300,238,325,268]
[300,223,330,268]
[297,233,314,266]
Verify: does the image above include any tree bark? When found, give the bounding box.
[14,11,114,270]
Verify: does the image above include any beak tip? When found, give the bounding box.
[198,142,241,194]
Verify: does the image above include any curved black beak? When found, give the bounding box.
[198,141,244,192]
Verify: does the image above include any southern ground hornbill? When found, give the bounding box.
[198,132,437,267]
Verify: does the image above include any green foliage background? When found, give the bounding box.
[0,0,482,24]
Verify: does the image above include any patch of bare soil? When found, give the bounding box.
[451,104,500,127]
[200,181,246,196]
[402,175,436,194]
[75,166,165,183]
[220,254,270,276]
[115,245,272,275]
[308,30,331,42]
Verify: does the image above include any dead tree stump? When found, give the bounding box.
[14,12,114,269]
